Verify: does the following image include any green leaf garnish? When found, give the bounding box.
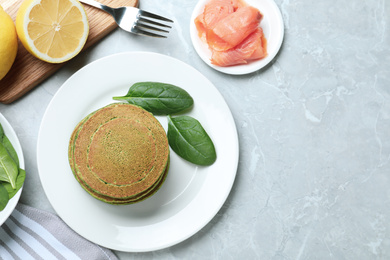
[167,115,216,166]
[113,82,194,115]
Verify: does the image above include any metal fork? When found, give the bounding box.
[79,0,173,38]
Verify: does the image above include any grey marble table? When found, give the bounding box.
[1,0,389,259]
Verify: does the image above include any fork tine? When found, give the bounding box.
[132,27,168,38]
[135,22,169,33]
[138,10,173,23]
[138,17,172,28]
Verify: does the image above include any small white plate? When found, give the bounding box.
[0,113,24,226]
[190,0,284,75]
[37,52,239,252]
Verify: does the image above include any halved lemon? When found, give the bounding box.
[16,0,89,63]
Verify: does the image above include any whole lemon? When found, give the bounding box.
[0,5,18,81]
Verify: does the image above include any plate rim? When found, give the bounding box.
[37,51,239,252]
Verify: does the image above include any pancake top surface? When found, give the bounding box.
[71,103,169,198]
[88,117,157,184]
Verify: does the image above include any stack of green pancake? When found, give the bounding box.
[68,103,170,204]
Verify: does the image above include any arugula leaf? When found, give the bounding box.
[113,82,194,115]
[167,115,216,166]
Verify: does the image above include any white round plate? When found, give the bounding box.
[0,113,24,226]
[37,52,239,252]
[190,0,284,75]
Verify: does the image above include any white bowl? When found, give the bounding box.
[0,113,24,225]
[190,0,284,75]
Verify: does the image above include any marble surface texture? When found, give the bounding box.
[1,0,390,259]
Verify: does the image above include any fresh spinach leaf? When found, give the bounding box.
[167,115,216,166]
[0,123,4,142]
[0,123,24,212]
[3,169,25,199]
[0,184,9,211]
[113,82,194,115]
[2,135,19,167]
[0,142,18,189]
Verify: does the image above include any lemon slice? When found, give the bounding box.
[16,0,89,63]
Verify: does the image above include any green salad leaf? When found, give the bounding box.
[0,184,9,211]
[2,135,19,167]
[0,169,25,211]
[113,82,194,115]
[167,115,216,166]
[0,123,25,212]
[0,124,4,141]
[0,142,18,189]
[3,169,25,198]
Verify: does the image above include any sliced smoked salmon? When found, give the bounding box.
[194,0,267,67]
[195,0,236,43]
[194,14,207,42]
[203,0,235,28]
[207,6,263,51]
[211,28,267,66]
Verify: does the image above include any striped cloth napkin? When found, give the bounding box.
[0,204,118,260]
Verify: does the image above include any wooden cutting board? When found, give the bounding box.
[0,0,139,104]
